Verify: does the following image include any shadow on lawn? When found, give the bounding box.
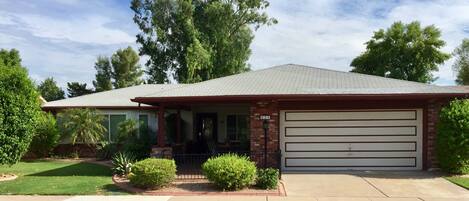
[27,162,111,177]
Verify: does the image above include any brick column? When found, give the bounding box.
[249,101,279,168]
[425,98,450,170]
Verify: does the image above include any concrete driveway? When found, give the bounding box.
[282,171,469,201]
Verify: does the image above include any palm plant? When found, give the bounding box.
[57,108,107,146]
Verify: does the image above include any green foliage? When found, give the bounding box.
[29,112,60,157]
[117,119,139,144]
[93,56,113,92]
[437,99,469,174]
[129,158,176,189]
[112,152,137,176]
[57,108,107,146]
[0,49,41,165]
[37,77,65,101]
[111,47,144,88]
[453,39,469,85]
[0,49,21,67]
[351,21,450,83]
[96,141,118,160]
[256,168,278,189]
[202,153,257,190]
[66,82,94,98]
[131,0,276,83]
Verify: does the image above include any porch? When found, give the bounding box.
[147,102,281,179]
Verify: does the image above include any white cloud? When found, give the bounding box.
[10,13,134,45]
[250,0,469,85]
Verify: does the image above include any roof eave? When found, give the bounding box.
[132,93,469,104]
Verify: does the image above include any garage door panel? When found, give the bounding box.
[285,157,416,168]
[282,120,419,127]
[284,151,419,158]
[285,110,416,121]
[282,136,419,143]
[285,126,416,137]
[280,109,423,171]
[285,142,416,152]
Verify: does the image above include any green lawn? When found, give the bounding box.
[0,160,129,195]
[446,176,469,189]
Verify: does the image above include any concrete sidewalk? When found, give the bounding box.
[1,195,469,201]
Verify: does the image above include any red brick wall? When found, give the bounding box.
[425,98,451,170]
[249,101,280,168]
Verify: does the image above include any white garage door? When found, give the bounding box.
[280,109,423,171]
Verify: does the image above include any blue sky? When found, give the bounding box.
[1,0,468,88]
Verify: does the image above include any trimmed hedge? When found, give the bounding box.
[437,99,469,174]
[129,158,176,189]
[202,153,257,190]
[256,168,279,189]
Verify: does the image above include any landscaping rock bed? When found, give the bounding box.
[112,175,286,196]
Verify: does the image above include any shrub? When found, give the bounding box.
[202,153,257,190]
[0,52,42,165]
[112,152,136,176]
[437,99,469,174]
[57,108,107,146]
[29,112,60,157]
[96,142,118,160]
[129,158,176,189]
[256,168,279,189]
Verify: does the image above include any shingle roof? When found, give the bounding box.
[139,64,466,98]
[42,84,184,108]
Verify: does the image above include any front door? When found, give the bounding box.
[195,113,218,153]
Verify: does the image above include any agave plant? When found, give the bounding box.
[112,151,137,176]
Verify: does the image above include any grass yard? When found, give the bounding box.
[446,176,469,189]
[0,160,129,195]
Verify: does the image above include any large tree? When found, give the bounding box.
[453,39,469,85]
[0,49,41,165]
[93,47,144,90]
[110,47,144,88]
[37,77,65,101]
[93,56,113,92]
[67,82,94,98]
[131,0,276,83]
[351,21,450,83]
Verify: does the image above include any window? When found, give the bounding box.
[101,114,126,142]
[138,114,149,137]
[227,115,249,141]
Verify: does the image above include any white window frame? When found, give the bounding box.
[101,113,128,142]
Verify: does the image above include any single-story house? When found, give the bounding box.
[43,64,469,171]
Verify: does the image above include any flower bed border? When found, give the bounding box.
[112,175,286,196]
[0,174,17,182]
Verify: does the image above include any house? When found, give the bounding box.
[43,64,468,171]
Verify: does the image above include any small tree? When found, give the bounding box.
[37,77,65,101]
[453,39,469,85]
[0,49,41,165]
[437,99,469,174]
[67,82,94,98]
[58,108,107,146]
[29,112,60,157]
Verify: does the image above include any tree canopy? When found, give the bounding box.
[350,21,450,83]
[0,49,41,165]
[67,82,94,98]
[131,0,276,83]
[58,108,107,146]
[453,39,469,85]
[93,56,113,92]
[111,46,144,88]
[92,47,143,91]
[37,77,65,101]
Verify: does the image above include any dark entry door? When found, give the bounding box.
[195,113,218,153]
